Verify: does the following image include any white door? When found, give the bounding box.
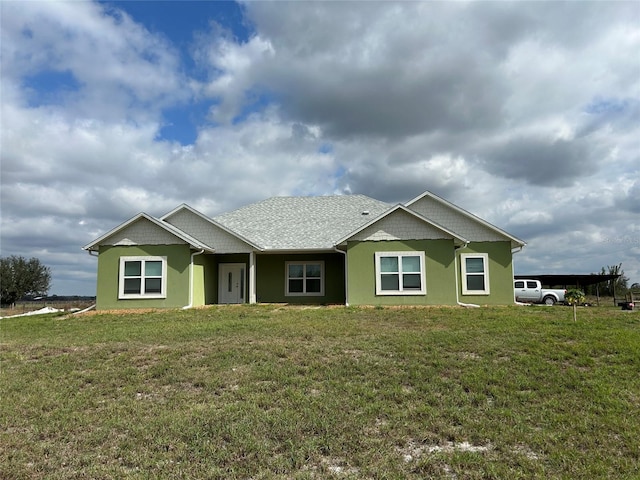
[219,263,246,304]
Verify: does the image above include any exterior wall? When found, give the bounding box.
[457,241,515,305]
[96,244,191,310]
[346,239,458,306]
[256,253,346,304]
[192,253,206,307]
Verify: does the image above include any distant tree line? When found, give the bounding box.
[0,255,51,306]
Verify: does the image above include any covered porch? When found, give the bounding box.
[194,251,346,306]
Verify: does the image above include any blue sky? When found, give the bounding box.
[1,0,639,296]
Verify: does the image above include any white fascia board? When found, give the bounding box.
[405,190,527,248]
[161,204,263,251]
[334,204,468,246]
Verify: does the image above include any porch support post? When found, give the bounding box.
[249,251,256,304]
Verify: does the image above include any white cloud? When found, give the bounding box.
[509,211,554,227]
[199,34,275,123]
[1,0,187,120]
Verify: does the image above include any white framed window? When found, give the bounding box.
[119,256,167,299]
[461,253,490,295]
[375,251,426,296]
[285,261,324,296]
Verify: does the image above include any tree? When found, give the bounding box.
[587,263,629,296]
[0,255,52,306]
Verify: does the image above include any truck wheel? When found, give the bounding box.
[543,296,556,306]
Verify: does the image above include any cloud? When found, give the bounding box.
[210,2,508,138]
[2,0,188,120]
[200,1,639,189]
[481,135,593,187]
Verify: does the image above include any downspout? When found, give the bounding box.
[73,303,96,314]
[334,247,349,307]
[455,241,480,308]
[182,249,205,310]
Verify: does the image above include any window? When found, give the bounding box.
[375,251,426,295]
[119,256,167,299]
[286,261,324,296]
[461,253,490,295]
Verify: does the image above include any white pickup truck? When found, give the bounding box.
[514,280,566,305]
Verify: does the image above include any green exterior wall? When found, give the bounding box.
[256,253,345,304]
[94,241,515,309]
[96,244,192,310]
[457,242,515,305]
[191,253,207,307]
[346,239,516,306]
[346,239,458,306]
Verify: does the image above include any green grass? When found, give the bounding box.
[1,305,639,479]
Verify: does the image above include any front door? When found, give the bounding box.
[219,263,246,304]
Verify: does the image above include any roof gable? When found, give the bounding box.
[405,191,526,248]
[337,205,468,245]
[83,213,211,252]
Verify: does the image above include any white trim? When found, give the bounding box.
[460,253,490,295]
[374,251,426,296]
[118,256,167,299]
[285,261,325,296]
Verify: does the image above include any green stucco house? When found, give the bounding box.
[83,191,526,310]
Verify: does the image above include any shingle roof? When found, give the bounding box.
[213,195,391,250]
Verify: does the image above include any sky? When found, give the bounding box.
[1,0,639,296]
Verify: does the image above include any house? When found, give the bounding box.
[83,191,526,309]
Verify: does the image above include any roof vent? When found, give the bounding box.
[361,210,370,216]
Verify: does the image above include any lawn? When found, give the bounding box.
[1,305,638,479]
